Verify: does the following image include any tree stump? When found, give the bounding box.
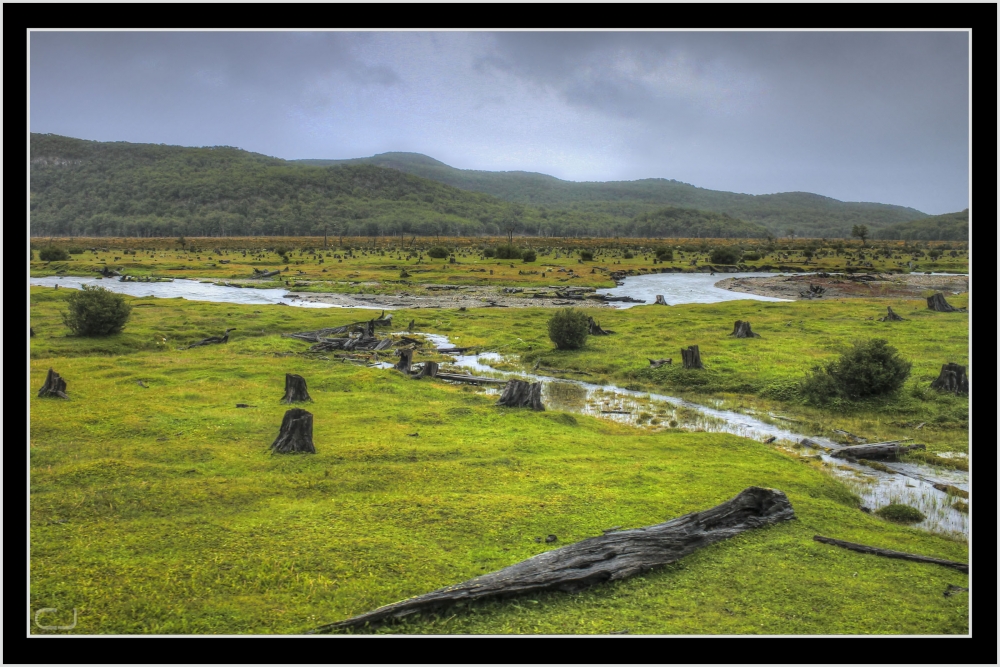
[648,358,672,368]
[37,368,69,399]
[588,317,613,335]
[407,319,415,332]
[680,345,703,369]
[281,373,312,403]
[729,320,760,338]
[497,379,544,410]
[366,320,376,337]
[270,408,315,454]
[654,295,668,306]
[878,306,906,322]
[415,361,439,379]
[927,293,963,312]
[395,348,414,374]
[929,363,969,395]
[30,327,35,337]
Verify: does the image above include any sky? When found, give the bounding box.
[29,31,969,214]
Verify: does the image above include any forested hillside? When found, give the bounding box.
[873,209,969,241]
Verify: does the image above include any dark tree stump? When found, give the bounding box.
[729,320,760,338]
[878,306,906,322]
[38,368,69,399]
[408,319,415,332]
[648,358,672,368]
[588,317,613,335]
[496,379,544,410]
[366,320,376,337]
[654,295,668,306]
[30,327,35,337]
[680,345,703,369]
[270,408,315,454]
[395,348,414,373]
[281,374,312,403]
[930,363,969,395]
[927,293,963,312]
[309,487,795,632]
[415,361,439,379]
[831,441,926,460]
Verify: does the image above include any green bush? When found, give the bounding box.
[482,247,496,258]
[522,250,537,262]
[61,285,132,336]
[579,250,594,261]
[39,246,71,261]
[874,503,925,524]
[427,246,450,259]
[654,247,673,261]
[547,308,589,350]
[68,247,85,255]
[743,252,761,261]
[801,339,911,403]
[623,251,634,259]
[709,246,742,265]
[495,245,522,260]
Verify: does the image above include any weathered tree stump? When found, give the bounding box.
[281,374,312,403]
[831,441,925,460]
[588,317,613,335]
[37,368,69,399]
[407,319,415,332]
[813,536,967,573]
[366,320,376,337]
[654,295,668,306]
[270,408,315,454]
[929,363,969,395]
[878,306,906,322]
[926,292,963,312]
[648,358,672,368]
[309,487,795,632]
[496,379,544,410]
[415,361,439,379]
[680,345,703,369]
[30,327,35,337]
[729,320,760,338]
[395,348,414,373]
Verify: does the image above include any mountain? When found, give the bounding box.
[294,152,930,238]
[873,209,969,241]
[29,134,768,239]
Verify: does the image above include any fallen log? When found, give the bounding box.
[878,306,906,322]
[831,442,925,460]
[729,320,760,338]
[926,292,964,312]
[681,345,703,370]
[434,372,508,385]
[38,368,69,399]
[183,328,236,349]
[648,358,672,368]
[929,363,969,395]
[309,487,795,632]
[252,269,281,279]
[496,379,544,410]
[435,347,475,354]
[270,408,316,454]
[281,374,312,403]
[813,536,967,573]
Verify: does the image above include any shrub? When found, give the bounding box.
[623,251,634,259]
[68,247,84,255]
[39,246,71,261]
[709,246,742,265]
[547,308,589,350]
[579,250,594,261]
[522,250,537,262]
[62,285,132,336]
[928,249,943,260]
[654,247,673,261]
[743,252,761,261]
[427,246,450,259]
[495,244,522,260]
[801,338,911,402]
[874,503,925,524]
[482,247,496,258]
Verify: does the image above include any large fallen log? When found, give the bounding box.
[831,441,925,460]
[929,363,969,395]
[813,536,967,573]
[252,269,281,279]
[496,379,544,410]
[308,487,795,632]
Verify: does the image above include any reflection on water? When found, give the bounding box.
[598,272,793,308]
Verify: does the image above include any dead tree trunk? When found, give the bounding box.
[415,361,439,379]
[395,348,414,374]
[926,293,962,312]
[496,379,544,410]
[878,306,906,322]
[30,327,35,337]
[813,536,967,573]
[270,408,315,454]
[930,363,969,395]
[648,358,672,368]
[407,320,415,333]
[654,295,668,306]
[37,368,69,399]
[309,487,795,632]
[729,320,760,338]
[281,374,312,403]
[681,345,703,369]
[831,442,926,460]
[588,317,613,335]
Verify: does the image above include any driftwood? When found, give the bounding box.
[434,372,507,385]
[653,295,668,306]
[813,536,967,573]
[435,347,474,354]
[184,328,236,349]
[832,429,866,444]
[831,441,925,460]
[281,374,312,403]
[496,379,544,410]
[926,292,964,312]
[729,320,760,338]
[38,368,69,399]
[680,345,703,369]
[395,348,414,374]
[878,306,906,322]
[799,284,826,299]
[309,487,796,632]
[929,363,969,395]
[270,408,316,454]
[648,358,672,368]
[588,317,613,335]
[414,361,439,379]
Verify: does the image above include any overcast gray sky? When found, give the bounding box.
[30,31,969,214]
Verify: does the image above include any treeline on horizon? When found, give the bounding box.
[30,133,968,241]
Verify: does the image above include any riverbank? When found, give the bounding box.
[715,273,969,301]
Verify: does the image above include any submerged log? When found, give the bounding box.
[877,306,906,322]
[929,363,969,395]
[729,320,760,338]
[680,345,703,369]
[395,348,414,374]
[281,374,312,403]
[588,317,613,335]
[648,358,672,368]
[309,487,795,632]
[414,361,439,379]
[654,295,668,306]
[270,408,315,454]
[926,292,963,312]
[496,379,544,410]
[813,536,967,573]
[831,441,925,460]
[37,368,69,399]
